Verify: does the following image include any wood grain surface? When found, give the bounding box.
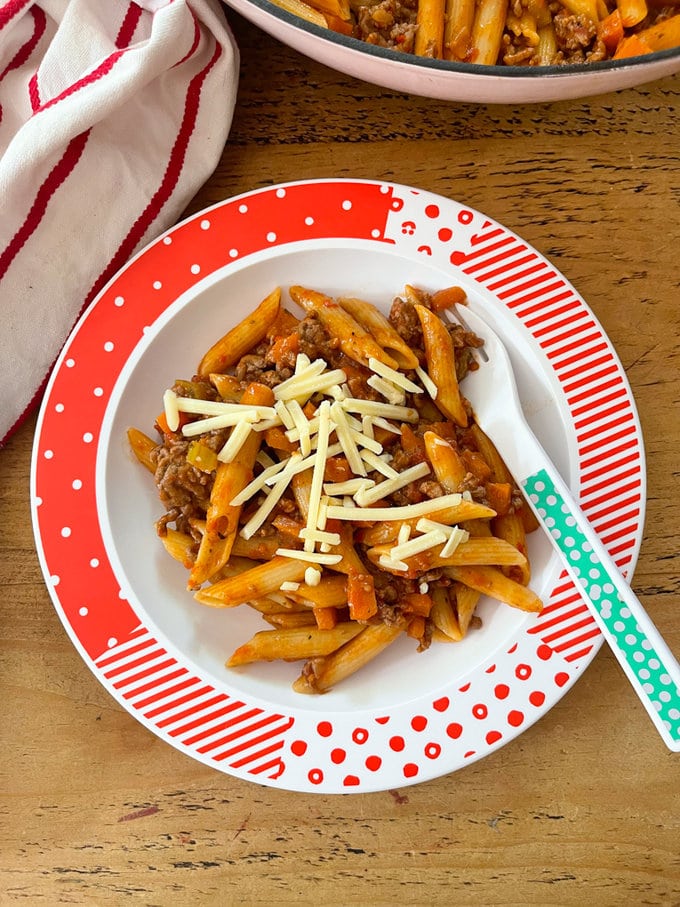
[1,11,679,907]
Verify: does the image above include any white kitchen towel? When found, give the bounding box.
[0,0,239,443]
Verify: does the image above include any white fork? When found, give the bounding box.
[450,303,680,752]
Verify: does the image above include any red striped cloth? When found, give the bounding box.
[0,0,239,443]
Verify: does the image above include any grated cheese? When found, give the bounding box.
[275,548,343,565]
[389,527,448,562]
[287,400,312,457]
[354,461,431,507]
[440,526,470,558]
[360,450,399,479]
[304,400,332,543]
[340,397,419,423]
[263,442,342,486]
[274,400,295,430]
[176,398,277,418]
[348,426,383,455]
[397,523,411,545]
[305,567,322,586]
[323,478,374,497]
[414,518,470,557]
[378,554,408,572]
[163,389,180,431]
[229,458,288,507]
[368,356,423,394]
[275,366,346,403]
[325,493,463,523]
[217,421,253,463]
[330,401,366,477]
[239,454,302,539]
[181,409,260,437]
[299,527,341,546]
[367,374,405,406]
[415,365,438,400]
[280,581,300,592]
[371,416,401,435]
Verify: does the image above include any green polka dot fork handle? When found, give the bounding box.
[456,305,680,752]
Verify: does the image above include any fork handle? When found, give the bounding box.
[521,465,680,752]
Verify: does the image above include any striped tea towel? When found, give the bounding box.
[0,0,239,444]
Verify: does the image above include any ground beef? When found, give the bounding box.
[388,296,423,349]
[353,0,418,52]
[152,437,213,534]
[552,8,602,62]
[298,312,341,364]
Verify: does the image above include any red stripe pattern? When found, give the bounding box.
[81,36,223,318]
[0,4,46,82]
[95,627,291,779]
[0,130,90,275]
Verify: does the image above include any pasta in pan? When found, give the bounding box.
[266,0,680,66]
[129,283,542,693]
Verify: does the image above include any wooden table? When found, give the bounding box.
[2,11,679,905]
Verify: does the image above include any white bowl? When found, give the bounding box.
[224,0,680,103]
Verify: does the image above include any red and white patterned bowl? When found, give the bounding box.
[31,179,645,792]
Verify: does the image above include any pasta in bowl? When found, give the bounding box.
[128,283,543,694]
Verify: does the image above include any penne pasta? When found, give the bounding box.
[423,430,467,491]
[367,536,528,576]
[127,427,156,472]
[289,285,400,370]
[337,297,419,369]
[133,282,543,693]
[471,0,510,65]
[292,622,405,693]
[195,556,314,608]
[415,0,446,57]
[445,565,543,612]
[188,383,274,588]
[228,622,362,666]
[430,586,463,641]
[414,304,468,426]
[198,287,281,377]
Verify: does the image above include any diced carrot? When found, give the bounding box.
[613,33,653,58]
[324,456,353,483]
[267,331,299,368]
[461,449,492,481]
[485,482,513,517]
[400,424,427,463]
[403,592,434,617]
[303,400,317,420]
[264,427,296,452]
[430,285,467,312]
[155,411,190,437]
[347,572,378,621]
[314,606,338,630]
[406,616,426,640]
[597,8,624,54]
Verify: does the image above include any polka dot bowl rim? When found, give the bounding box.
[30,178,646,793]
